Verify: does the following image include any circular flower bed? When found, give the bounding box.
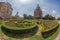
[41,20,58,32]
[2,20,37,34]
[40,20,59,38]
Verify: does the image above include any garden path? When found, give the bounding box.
[54,32,60,40]
[54,21,60,40]
[36,25,42,36]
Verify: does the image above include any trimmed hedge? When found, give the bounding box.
[41,24,59,38]
[4,20,36,28]
[1,20,59,37]
[41,23,58,32]
[40,20,59,38]
[1,25,37,34]
[0,20,2,23]
[41,20,58,32]
[2,26,37,34]
[3,23,37,30]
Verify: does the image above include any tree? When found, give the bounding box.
[57,17,60,20]
[23,14,28,19]
[28,15,33,19]
[23,14,34,19]
[43,14,56,20]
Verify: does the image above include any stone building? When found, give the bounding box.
[0,2,13,20]
[34,4,42,19]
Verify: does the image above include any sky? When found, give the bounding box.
[1,0,60,18]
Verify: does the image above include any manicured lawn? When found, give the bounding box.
[0,21,60,40]
[28,24,60,40]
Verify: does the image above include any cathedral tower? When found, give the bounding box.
[34,4,42,19]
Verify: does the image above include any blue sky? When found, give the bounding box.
[1,0,60,18]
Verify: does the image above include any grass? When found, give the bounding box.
[43,24,60,40]
[28,24,60,40]
[0,21,60,40]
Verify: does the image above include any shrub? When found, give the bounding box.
[2,24,37,34]
[40,20,58,32]
[40,20,59,38]
[2,20,37,34]
[4,20,36,28]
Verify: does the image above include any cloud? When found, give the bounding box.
[10,0,59,18]
[40,0,44,3]
[12,0,36,5]
[52,10,56,14]
[42,9,46,12]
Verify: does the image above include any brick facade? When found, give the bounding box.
[0,2,13,20]
[34,4,42,19]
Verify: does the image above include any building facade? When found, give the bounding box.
[0,2,13,20]
[34,4,42,19]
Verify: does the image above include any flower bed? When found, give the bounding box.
[41,25,59,38]
[2,20,37,34]
[4,20,36,28]
[38,20,59,38]
[41,20,58,32]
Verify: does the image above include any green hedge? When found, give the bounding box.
[40,20,59,38]
[0,20,3,26]
[41,24,59,32]
[4,20,36,28]
[41,20,58,32]
[41,24,59,38]
[1,23,37,34]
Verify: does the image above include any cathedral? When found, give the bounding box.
[34,4,42,19]
[0,0,42,20]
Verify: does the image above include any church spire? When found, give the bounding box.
[34,4,42,19]
[15,12,20,20]
[36,4,40,10]
[37,4,40,8]
[15,12,19,17]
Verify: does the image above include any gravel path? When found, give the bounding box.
[36,25,42,36]
[54,32,60,40]
[54,21,60,40]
